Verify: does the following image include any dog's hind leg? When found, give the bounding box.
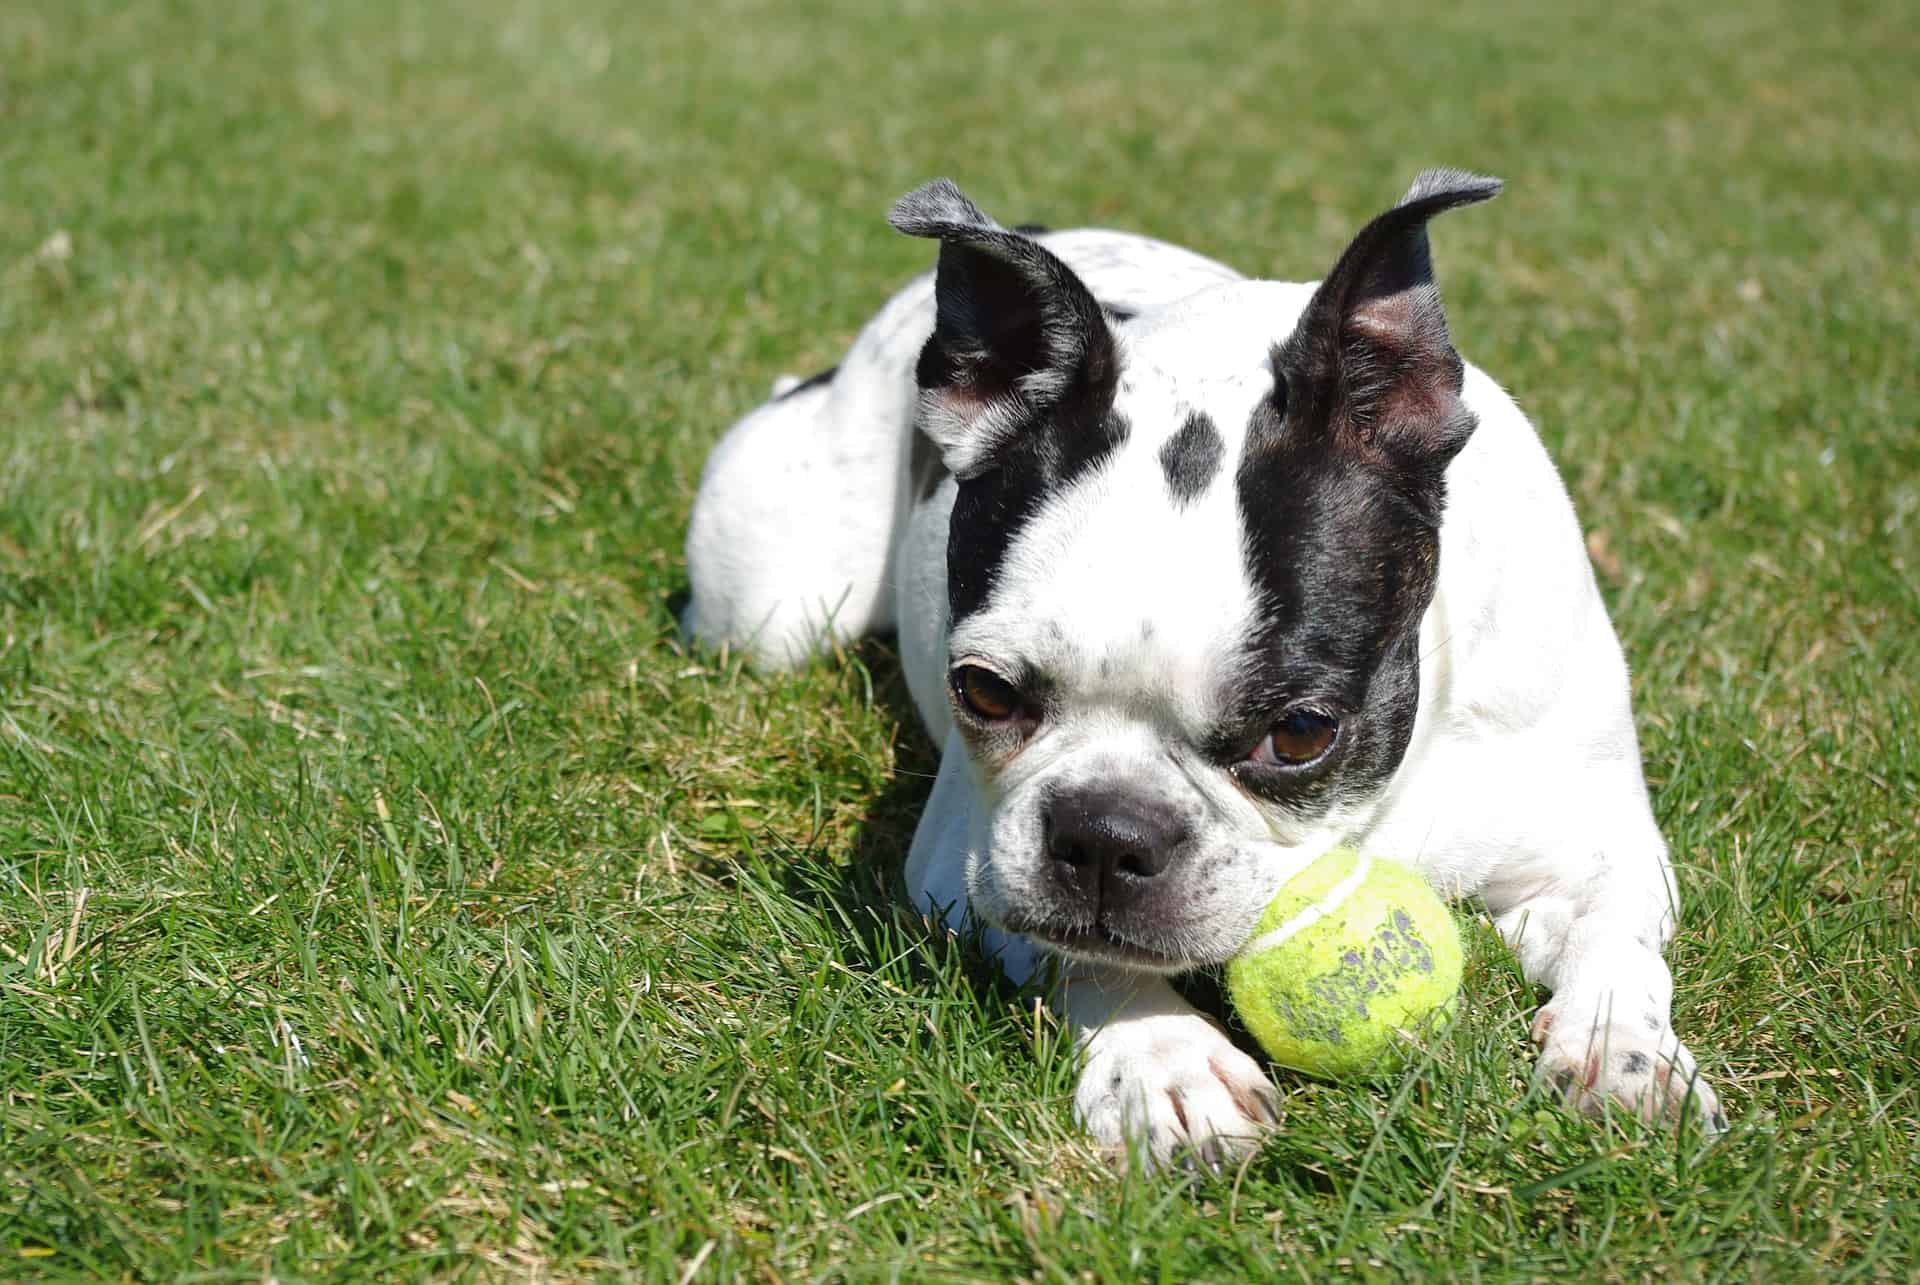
[683,279,936,670]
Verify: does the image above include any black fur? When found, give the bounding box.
[946,406,1126,621]
[890,179,1125,623]
[1159,411,1224,505]
[1224,170,1500,812]
[907,299,1131,507]
[1222,418,1433,812]
[774,364,837,400]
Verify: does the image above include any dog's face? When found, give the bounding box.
[889,173,1499,973]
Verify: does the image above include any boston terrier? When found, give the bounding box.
[682,171,1726,1169]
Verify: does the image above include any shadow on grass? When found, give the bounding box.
[778,637,1257,1048]
[779,638,1034,1005]
[678,630,1373,1194]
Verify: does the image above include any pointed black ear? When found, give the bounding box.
[1275,168,1501,464]
[889,179,1117,477]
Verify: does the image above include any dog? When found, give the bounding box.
[682,171,1726,1169]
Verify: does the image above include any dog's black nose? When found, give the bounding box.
[1045,788,1190,904]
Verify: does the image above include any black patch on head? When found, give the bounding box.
[1102,303,1138,324]
[1221,416,1436,811]
[1159,411,1224,505]
[1217,169,1500,815]
[774,364,837,400]
[946,407,1127,620]
[889,179,1126,622]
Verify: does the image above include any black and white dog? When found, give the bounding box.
[683,171,1725,1168]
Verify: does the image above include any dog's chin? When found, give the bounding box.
[1002,917,1197,974]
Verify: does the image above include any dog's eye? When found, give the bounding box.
[1249,709,1338,767]
[953,665,1023,722]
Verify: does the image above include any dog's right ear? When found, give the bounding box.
[890,179,1117,479]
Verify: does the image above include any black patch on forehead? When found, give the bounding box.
[774,364,837,400]
[1159,411,1224,505]
[948,404,1129,622]
[1222,391,1446,810]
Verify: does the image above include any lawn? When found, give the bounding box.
[2,0,1916,1278]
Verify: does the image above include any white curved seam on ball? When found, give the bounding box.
[1251,833,1342,906]
[1240,851,1374,958]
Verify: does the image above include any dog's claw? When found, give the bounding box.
[1075,1012,1277,1173]
[1534,1011,1725,1135]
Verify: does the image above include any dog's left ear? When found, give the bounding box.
[1273,168,1501,468]
[890,179,1117,478]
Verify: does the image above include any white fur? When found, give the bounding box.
[685,225,1724,1168]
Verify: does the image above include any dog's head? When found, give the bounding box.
[890,172,1499,973]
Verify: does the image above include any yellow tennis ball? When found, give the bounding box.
[1226,847,1462,1080]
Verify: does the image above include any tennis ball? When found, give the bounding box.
[1225,847,1462,1080]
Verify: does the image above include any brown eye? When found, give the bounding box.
[953,665,1022,722]
[1249,709,1338,767]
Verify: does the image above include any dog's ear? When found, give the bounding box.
[1271,168,1501,468]
[890,179,1117,478]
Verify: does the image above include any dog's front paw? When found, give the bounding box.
[1074,1011,1279,1172]
[1532,1005,1727,1136]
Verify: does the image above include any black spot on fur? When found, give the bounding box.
[1220,397,1437,811]
[1159,411,1224,505]
[1213,171,1498,816]
[775,364,837,400]
[1622,1051,1651,1074]
[947,406,1128,621]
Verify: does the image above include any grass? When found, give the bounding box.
[1,0,1916,1277]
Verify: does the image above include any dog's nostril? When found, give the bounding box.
[1047,829,1093,869]
[1045,788,1188,885]
[1112,840,1172,880]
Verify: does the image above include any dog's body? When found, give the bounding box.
[684,173,1724,1166]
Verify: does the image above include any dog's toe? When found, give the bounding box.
[1534,1013,1725,1136]
[1074,1013,1278,1173]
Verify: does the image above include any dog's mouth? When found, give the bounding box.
[1005,917,1193,972]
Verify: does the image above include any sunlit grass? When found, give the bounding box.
[2,0,1916,1277]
